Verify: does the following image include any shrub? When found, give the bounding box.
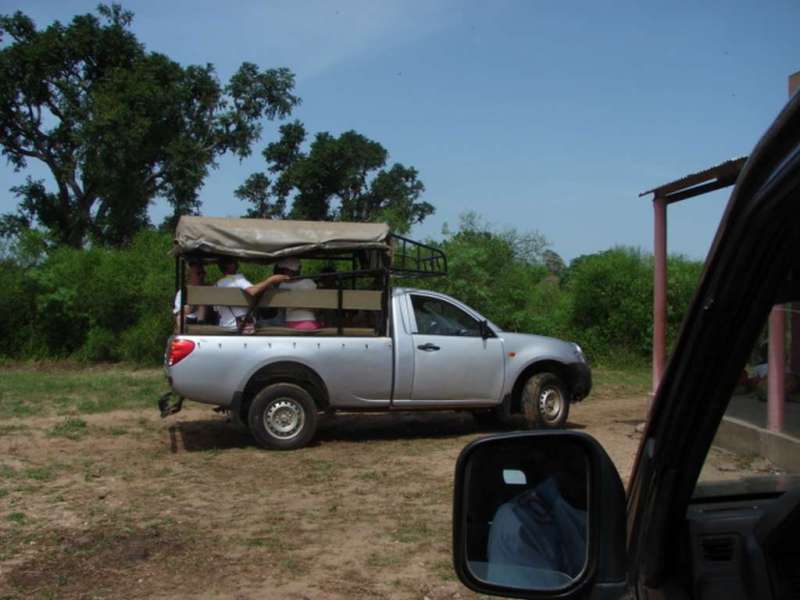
[0,218,703,367]
[666,254,704,346]
[120,312,173,365]
[415,214,551,332]
[0,262,36,357]
[562,248,703,362]
[0,229,174,364]
[79,327,120,362]
[562,247,652,358]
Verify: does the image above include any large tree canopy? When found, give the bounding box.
[0,4,299,247]
[237,120,434,234]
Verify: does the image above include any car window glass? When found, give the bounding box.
[695,304,800,495]
[411,295,481,336]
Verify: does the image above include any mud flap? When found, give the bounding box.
[498,394,513,419]
[158,392,184,418]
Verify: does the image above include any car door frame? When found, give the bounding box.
[625,92,800,596]
[395,290,505,407]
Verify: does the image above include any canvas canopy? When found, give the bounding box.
[172,216,391,261]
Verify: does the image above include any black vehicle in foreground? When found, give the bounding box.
[452,90,800,600]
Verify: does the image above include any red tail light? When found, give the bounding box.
[168,339,195,366]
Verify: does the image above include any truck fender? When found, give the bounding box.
[236,361,330,423]
[509,359,572,414]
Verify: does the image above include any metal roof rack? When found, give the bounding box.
[389,234,447,278]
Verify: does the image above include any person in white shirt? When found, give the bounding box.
[273,257,321,331]
[173,260,207,330]
[214,258,289,330]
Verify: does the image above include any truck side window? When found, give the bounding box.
[411,295,481,336]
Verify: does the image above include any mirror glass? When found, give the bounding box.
[462,436,589,590]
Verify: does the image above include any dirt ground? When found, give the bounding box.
[0,369,773,600]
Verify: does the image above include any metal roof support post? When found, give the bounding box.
[768,306,786,432]
[642,160,747,402]
[791,304,800,373]
[652,195,668,397]
[767,73,799,432]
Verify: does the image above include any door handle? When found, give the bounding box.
[417,343,440,351]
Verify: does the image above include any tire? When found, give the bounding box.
[248,383,319,450]
[522,372,570,429]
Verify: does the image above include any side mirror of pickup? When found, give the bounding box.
[479,319,491,339]
[452,431,628,599]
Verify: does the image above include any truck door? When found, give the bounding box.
[407,293,504,404]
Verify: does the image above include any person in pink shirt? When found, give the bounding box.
[274,257,321,331]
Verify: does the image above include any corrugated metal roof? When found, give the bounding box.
[639,156,748,198]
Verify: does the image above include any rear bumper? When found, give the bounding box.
[568,362,592,401]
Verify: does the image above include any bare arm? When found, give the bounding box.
[183,303,208,321]
[245,274,290,297]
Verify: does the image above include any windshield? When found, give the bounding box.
[695,303,800,497]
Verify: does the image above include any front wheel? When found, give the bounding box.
[522,372,570,429]
[248,383,318,450]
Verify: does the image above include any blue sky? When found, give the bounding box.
[1,0,797,261]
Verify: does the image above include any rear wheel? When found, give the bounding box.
[248,383,318,450]
[522,372,570,429]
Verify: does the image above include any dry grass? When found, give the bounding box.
[0,364,651,599]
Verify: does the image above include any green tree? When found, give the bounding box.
[240,121,433,233]
[0,4,299,247]
[564,247,652,357]
[235,173,285,219]
[417,213,550,331]
[543,249,566,278]
[560,247,702,361]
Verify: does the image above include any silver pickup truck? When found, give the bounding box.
[162,217,591,450]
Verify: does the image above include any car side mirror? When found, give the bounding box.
[479,319,491,339]
[452,431,628,599]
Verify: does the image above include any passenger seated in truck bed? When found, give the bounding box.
[275,257,321,331]
[173,260,209,331]
[215,258,289,330]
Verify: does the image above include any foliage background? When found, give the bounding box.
[0,6,706,368]
[0,215,703,367]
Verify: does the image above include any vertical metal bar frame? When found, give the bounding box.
[652,195,668,396]
[179,258,186,334]
[380,267,390,337]
[174,256,180,299]
[768,305,786,432]
[336,276,343,336]
[791,303,800,373]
